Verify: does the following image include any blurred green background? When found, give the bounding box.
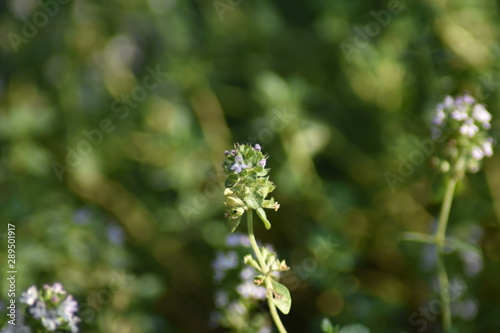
[1,0,500,332]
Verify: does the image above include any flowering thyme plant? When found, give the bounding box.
[19,283,80,333]
[223,143,280,232]
[403,94,493,332]
[431,94,493,177]
[221,143,290,333]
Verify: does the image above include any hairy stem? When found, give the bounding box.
[247,209,287,333]
[435,177,457,332]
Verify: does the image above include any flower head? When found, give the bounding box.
[20,283,80,332]
[431,94,494,177]
[222,143,278,232]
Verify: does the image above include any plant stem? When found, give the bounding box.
[247,209,288,333]
[435,177,457,332]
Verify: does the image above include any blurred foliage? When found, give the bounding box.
[1,0,500,332]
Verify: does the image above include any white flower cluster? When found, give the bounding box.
[431,94,494,175]
[19,283,80,332]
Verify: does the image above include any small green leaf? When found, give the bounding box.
[243,254,261,271]
[256,208,271,229]
[268,280,291,315]
[244,195,260,210]
[225,174,239,188]
[229,216,241,233]
[400,232,435,244]
[339,324,370,333]
[321,318,340,333]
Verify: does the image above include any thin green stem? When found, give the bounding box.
[247,209,287,333]
[436,178,457,248]
[435,177,457,332]
[265,277,288,333]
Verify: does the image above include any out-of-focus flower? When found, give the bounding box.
[212,251,238,282]
[225,232,251,248]
[236,280,267,300]
[20,283,80,333]
[20,286,38,306]
[107,224,125,244]
[214,290,229,308]
[431,94,494,177]
[460,251,483,277]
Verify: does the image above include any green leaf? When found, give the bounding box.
[339,324,370,333]
[225,174,239,188]
[256,208,271,229]
[400,232,435,244]
[244,195,260,210]
[268,280,291,315]
[229,216,241,233]
[321,318,340,333]
[446,237,482,256]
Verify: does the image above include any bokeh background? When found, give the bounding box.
[1,0,500,332]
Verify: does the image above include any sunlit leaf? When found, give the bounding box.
[321,318,340,333]
[256,207,271,229]
[268,280,291,314]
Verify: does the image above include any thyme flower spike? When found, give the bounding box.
[222,143,290,333]
[222,143,280,232]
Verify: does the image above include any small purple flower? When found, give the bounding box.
[443,95,454,108]
[213,251,238,282]
[213,251,238,271]
[459,119,479,137]
[226,233,250,247]
[20,286,38,306]
[236,280,267,300]
[29,301,47,319]
[224,150,230,155]
[58,295,78,320]
[258,159,266,167]
[451,110,468,121]
[471,146,484,160]
[254,144,261,151]
[457,298,478,320]
[107,224,125,244]
[214,290,229,308]
[460,251,483,276]
[52,283,64,294]
[456,94,475,105]
[432,109,446,126]
[472,104,492,129]
[230,155,248,174]
[227,301,247,316]
[483,139,493,157]
[240,266,257,280]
